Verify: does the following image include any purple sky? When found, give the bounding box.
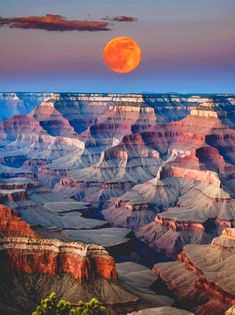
[0,0,235,93]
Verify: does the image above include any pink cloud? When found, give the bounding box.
[0,14,111,31]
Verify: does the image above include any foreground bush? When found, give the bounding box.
[226,305,235,315]
[32,292,106,315]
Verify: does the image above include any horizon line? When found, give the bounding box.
[1,91,235,96]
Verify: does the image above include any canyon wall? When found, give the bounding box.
[0,205,117,282]
[153,228,235,315]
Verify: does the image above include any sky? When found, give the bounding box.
[0,0,235,93]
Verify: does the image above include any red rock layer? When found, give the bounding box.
[0,205,36,237]
[0,205,117,282]
[176,229,235,305]
[152,229,235,314]
[161,166,219,184]
[0,237,117,282]
[177,250,235,305]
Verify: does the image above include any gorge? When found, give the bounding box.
[0,92,234,314]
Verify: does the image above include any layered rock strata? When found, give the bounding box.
[152,229,235,315]
[0,236,117,282]
[0,205,117,282]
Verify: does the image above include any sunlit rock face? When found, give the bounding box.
[0,204,117,282]
[0,206,149,315]
[0,205,36,237]
[0,236,117,282]
[152,229,235,315]
[135,169,235,258]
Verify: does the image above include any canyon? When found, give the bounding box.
[0,93,234,314]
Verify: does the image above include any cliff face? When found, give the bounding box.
[1,114,44,140]
[0,205,36,237]
[0,204,116,282]
[135,172,235,257]
[177,228,235,305]
[152,229,235,315]
[0,237,117,282]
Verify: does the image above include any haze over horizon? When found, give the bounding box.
[0,0,235,93]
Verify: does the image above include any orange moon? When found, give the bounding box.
[103,37,141,73]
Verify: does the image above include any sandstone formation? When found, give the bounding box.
[0,204,176,315]
[0,236,117,282]
[0,205,36,237]
[152,229,235,315]
[0,188,27,203]
[0,203,117,282]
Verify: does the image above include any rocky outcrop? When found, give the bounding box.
[0,202,119,284]
[135,170,235,258]
[0,181,29,202]
[0,205,36,237]
[0,164,36,180]
[0,182,28,190]
[0,204,117,283]
[1,114,44,140]
[161,166,220,184]
[152,229,235,315]
[195,146,226,174]
[0,237,117,282]
[0,188,27,203]
[177,228,235,305]
[31,98,76,137]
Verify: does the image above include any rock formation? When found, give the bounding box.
[0,236,117,282]
[0,204,117,282]
[135,173,235,258]
[152,228,235,315]
[0,93,235,314]
[0,204,175,315]
[0,205,36,237]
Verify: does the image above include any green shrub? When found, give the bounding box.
[32,292,106,315]
[70,298,106,315]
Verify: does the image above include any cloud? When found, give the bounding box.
[0,14,111,31]
[103,16,138,22]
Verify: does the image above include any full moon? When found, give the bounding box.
[103,37,141,73]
